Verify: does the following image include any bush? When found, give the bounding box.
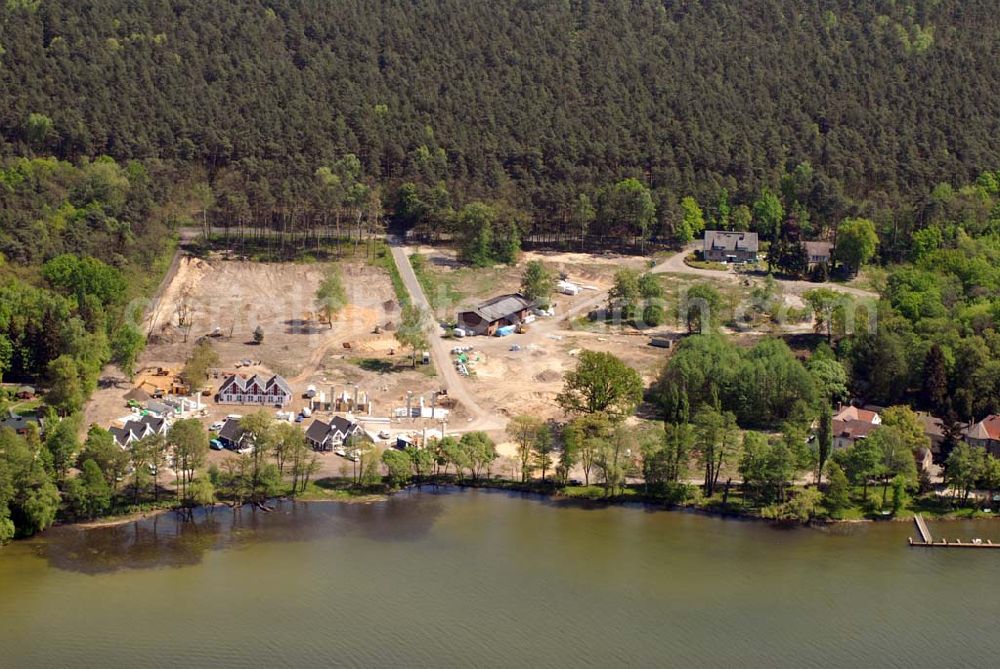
[642,303,666,327]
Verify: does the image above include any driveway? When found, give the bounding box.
[389,240,506,432]
[651,243,878,299]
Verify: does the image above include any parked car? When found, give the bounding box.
[210,439,224,451]
[334,447,347,457]
[209,421,225,431]
[295,414,305,423]
[378,429,391,440]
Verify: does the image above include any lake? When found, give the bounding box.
[1,488,999,667]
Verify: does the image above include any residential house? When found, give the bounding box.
[832,419,879,450]
[217,417,250,450]
[702,231,759,263]
[0,410,41,436]
[109,415,167,449]
[305,416,365,451]
[834,405,881,425]
[803,241,834,269]
[965,415,1000,457]
[216,374,292,406]
[457,293,535,336]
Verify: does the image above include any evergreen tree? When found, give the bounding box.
[823,461,851,517]
[921,344,949,415]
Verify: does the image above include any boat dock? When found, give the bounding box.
[909,514,1000,549]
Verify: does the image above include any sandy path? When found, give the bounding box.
[653,243,879,299]
[390,240,506,433]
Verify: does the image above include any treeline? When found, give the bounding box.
[3,1,1000,246]
[0,157,184,387]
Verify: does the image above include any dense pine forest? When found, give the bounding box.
[2,0,1000,242]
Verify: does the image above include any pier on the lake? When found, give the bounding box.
[909,514,1000,549]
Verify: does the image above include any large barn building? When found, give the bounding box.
[457,293,534,336]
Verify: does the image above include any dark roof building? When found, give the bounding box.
[457,293,534,336]
[703,231,759,263]
[1,411,40,436]
[217,417,249,450]
[305,416,365,451]
[803,241,834,267]
[109,415,167,449]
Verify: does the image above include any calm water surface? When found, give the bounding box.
[2,488,999,667]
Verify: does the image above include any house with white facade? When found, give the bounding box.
[305,416,365,451]
[216,374,292,406]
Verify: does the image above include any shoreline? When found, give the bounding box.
[21,479,1000,539]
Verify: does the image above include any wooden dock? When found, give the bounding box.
[909,514,1000,549]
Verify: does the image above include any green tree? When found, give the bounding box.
[168,418,209,505]
[406,445,436,478]
[45,415,80,484]
[752,189,784,242]
[816,404,833,484]
[731,204,752,232]
[180,340,220,390]
[677,196,705,243]
[638,273,665,326]
[556,351,643,421]
[694,407,740,497]
[867,426,918,506]
[459,431,497,481]
[596,178,655,247]
[188,477,216,507]
[381,448,412,489]
[838,437,880,502]
[921,344,949,415]
[608,268,641,323]
[315,269,347,328]
[111,324,145,381]
[507,414,546,482]
[807,357,848,404]
[890,475,909,515]
[46,355,83,416]
[572,193,596,248]
[680,283,723,333]
[823,461,852,517]
[835,218,878,274]
[252,325,264,344]
[66,459,111,519]
[81,425,129,490]
[25,112,55,151]
[520,260,556,307]
[396,304,430,367]
[457,202,497,267]
[944,442,980,503]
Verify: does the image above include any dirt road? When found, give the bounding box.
[652,243,879,299]
[390,240,506,432]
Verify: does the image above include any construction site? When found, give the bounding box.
[83,254,449,443]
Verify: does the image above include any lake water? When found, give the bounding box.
[2,488,999,667]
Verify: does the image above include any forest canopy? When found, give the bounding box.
[2,0,1000,239]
